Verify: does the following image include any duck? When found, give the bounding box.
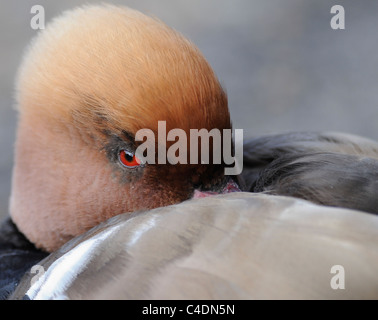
[1,4,378,299]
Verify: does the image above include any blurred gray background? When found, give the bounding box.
[1,0,378,221]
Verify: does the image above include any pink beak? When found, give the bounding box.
[193,179,241,199]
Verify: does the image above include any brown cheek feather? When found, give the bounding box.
[11,117,196,252]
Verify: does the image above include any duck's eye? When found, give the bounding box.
[119,150,141,168]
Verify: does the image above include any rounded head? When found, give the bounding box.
[10,5,231,251]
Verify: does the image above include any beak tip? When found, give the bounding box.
[193,179,241,199]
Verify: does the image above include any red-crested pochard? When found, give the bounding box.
[1,4,378,300]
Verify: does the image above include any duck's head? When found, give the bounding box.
[10,5,235,252]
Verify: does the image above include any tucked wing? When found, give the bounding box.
[239,132,378,214]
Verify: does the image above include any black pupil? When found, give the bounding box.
[124,151,134,162]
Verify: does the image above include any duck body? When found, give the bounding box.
[9,193,378,300]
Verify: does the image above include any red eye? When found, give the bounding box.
[119,150,141,168]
